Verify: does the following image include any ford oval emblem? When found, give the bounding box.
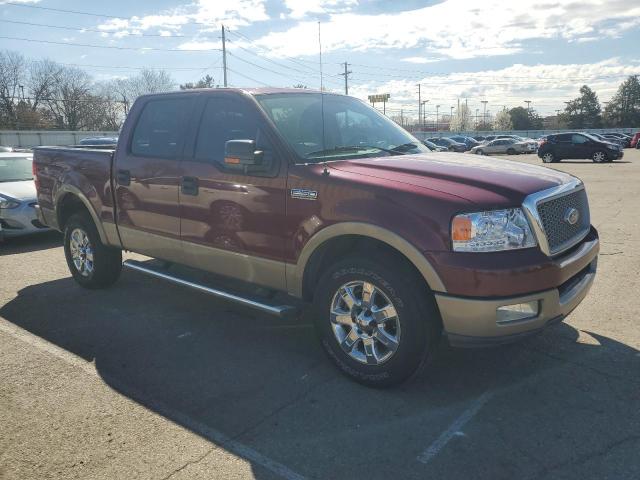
[564,207,580,225]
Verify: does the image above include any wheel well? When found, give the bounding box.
[57,194,90,230]
[301,235,429,302]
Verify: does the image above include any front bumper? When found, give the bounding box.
[0,201,49,238]
[435,236,599,347]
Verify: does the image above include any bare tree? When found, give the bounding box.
[45,66,93,130]
[28,59,63,112]
[112,69,175,112]
[0,50,27,128]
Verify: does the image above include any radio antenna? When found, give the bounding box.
[318,21,328,174]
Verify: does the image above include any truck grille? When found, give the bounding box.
[537,188,590,255]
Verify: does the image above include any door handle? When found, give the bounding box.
[181,176,199,196]
[117,169,131,186]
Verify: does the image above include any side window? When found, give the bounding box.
[556,133,572,143]
[131,98,192,158]
[194,96,273,171]
[572,134,587,144]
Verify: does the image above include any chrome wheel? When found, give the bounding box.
[69,228,94,277]
[542,152,554,163]
[330,281,400,365]
[593,151,606,163]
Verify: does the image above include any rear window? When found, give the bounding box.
[130,97,192,158]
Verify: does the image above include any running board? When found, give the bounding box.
[123,259,298,319]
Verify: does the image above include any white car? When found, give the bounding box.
[470,138,532,155]
[0,152,50,240]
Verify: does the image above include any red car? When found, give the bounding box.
[631,131,640,148]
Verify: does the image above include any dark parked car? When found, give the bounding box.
[422,140,447,152]
[601,133,631,148]
[448,135,480,150]
[538,132,623,163]
[426,137,467,152]
[78,136,118,146]
[589,132,619,144]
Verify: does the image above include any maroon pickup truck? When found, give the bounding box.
[33,88,599,387]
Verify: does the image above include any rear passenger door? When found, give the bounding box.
[571,134,591,159]
[114,94,196,261]
[178,92,288,291]
[553,133,573,158]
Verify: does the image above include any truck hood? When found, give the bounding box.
[328,153,575,207]
[0,180,36,202]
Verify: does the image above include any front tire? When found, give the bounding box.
[313,256,441,388]
[64,212,122,289]
[476,149,484,155]
[507,148,516,155]
[541,151,556,163]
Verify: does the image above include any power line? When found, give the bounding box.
[3,2,124,19]
[226,68,271,87]
[0,18,189,37]
[0,35,221,52]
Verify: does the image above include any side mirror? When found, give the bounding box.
[224,139,264,166]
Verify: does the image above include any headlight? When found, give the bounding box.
[452,208,537,252]
[0,195,20,209]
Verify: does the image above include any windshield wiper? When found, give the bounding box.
[305,145,403,159]
[389,142,420,153]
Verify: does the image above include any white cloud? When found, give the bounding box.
[253,0,640,59]
[401,57,441,64]
[98,0,268,36]
[346,58,640,117]
[283,0,358,19]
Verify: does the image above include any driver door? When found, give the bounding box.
[178,92,288,291]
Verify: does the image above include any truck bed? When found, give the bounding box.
[33,145,118,241]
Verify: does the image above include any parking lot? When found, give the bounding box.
[1,150,639,480]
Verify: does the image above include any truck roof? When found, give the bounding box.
[138,87,333,99]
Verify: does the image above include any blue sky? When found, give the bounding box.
[1,0,640,120]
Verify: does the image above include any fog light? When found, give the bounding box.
[496,301,539,324]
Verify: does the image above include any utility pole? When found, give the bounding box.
[435,105,440,132]
[400,108,404,127]
[421,100,428,129]
[339,61,352,95]
[417,84,421,130]
[475,108,479,128]
[221,25,228,87]
[481,100,488,128]
[555,109,561,129]
[525,100,531,113]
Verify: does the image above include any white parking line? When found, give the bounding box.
[0,319,307,480]
[417,389,496,464]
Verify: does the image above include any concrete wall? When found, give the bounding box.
[0,130,119,148]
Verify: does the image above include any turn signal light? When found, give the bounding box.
[451,217,472,241]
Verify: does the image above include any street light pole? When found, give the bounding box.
[421,100,429,130]
[435,105,440,132]
[481,100,488,129]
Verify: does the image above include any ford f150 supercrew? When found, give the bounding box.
[33,88,599,387]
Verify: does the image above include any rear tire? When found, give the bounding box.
[312,255,441,388]
[63,212,122,289]
[592,150,607,163]
[507,148,516,155]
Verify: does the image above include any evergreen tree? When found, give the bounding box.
[564,85,601,128]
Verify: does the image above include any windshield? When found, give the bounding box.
[255,93,429,163]
[0,156,33,182]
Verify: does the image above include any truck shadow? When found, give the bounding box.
[1,272,638,479]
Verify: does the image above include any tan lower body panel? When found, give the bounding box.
[435,261,596,339]
[118,226,286,292]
